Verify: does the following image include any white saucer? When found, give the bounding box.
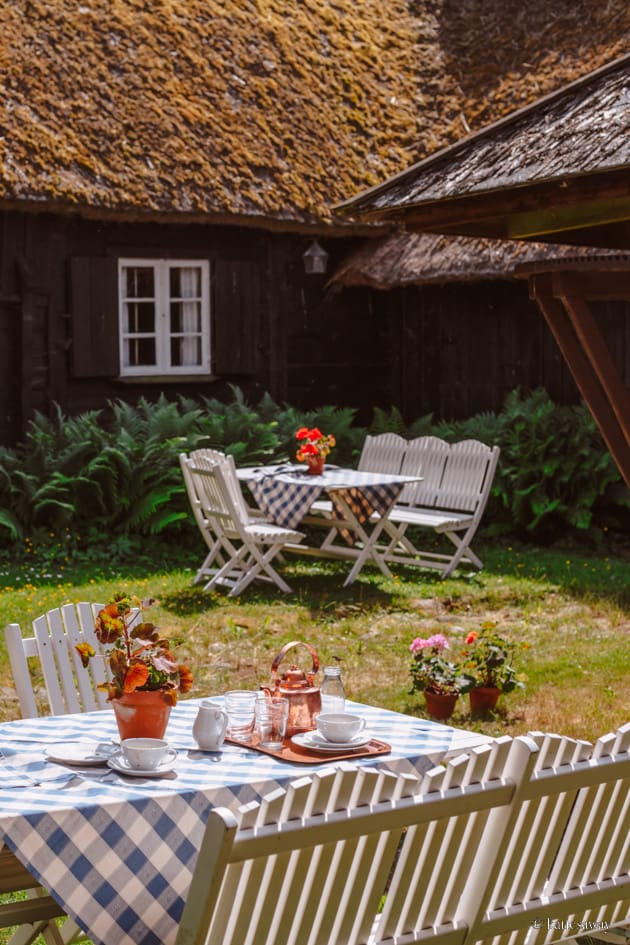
[291,731,372,753]
[107,748,178,778]
[45,741,115,767]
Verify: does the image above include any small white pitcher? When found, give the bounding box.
[193,700,228,751]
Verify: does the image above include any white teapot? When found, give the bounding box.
[193,700,228,751]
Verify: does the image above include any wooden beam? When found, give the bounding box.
[508,194,630,240]
[560,294,630,445]
[550,270,630,301]
[530,275,630,490]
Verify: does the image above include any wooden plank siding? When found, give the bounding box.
[0,209,628,446]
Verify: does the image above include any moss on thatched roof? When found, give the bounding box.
[338,54,630,219]
[0,0,627,227]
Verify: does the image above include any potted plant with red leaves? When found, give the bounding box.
[295,426,336,475]
[76,592,193,740]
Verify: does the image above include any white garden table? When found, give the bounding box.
[238,464,422,585]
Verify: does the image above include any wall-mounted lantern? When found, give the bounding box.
[302,239,328,275]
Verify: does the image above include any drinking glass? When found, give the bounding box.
[255,696,289,750]
[223,690,257,742]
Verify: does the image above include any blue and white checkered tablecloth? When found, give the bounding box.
[244,465,412,532]
[0,698,458,945]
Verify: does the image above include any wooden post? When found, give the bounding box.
[530,274,630,490]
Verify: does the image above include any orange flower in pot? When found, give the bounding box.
[75,592,193,740]
[295,426,336,475]
[459,623,525,714]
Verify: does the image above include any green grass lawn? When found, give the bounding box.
[0,532,628,742]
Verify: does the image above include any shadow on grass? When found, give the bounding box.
[160,558,396,617]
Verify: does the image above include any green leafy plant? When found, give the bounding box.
[458,623,524,694]
[492,389,627,540]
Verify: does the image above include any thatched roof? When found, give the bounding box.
[337,53,630,222]
[331,230,630,289]
[1,0,628,230]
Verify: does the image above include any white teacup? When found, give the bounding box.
[121,737,169,770]
[316,713,366,743]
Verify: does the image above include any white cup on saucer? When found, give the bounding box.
[121,737,169,770]
[315,713,366,743]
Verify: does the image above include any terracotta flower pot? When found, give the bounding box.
[424,689,458,721]
[306,456,325,475]
[111,690,173,741]
[469,686,501,714]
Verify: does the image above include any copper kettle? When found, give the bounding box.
[265,641,321,736]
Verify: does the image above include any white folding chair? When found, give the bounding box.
[182,452,303,596]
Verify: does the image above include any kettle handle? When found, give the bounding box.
[271,641,319,679]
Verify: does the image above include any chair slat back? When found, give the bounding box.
[32,605,109,714]
[358,433,407,474]
[398,435,450,506]
[467,727,630,945]
[179,452,216,543]
[177,739,539,945]
[543,723,630,913]
[6,603,109,717]
[437,440,500,513]
[187,453,249,534]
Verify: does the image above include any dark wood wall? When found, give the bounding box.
[0,208,628,445]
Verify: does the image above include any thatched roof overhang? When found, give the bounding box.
[336,55,630,248]
[330,231,624,289]
[0,194,383,238]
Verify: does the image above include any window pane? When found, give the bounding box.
[124,301,155,333]
[170,267,201,298]
[171,336,201,367]
[170,300,201,334]
[124,337,156,367]
[124,267,154,298]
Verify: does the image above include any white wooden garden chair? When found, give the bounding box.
[182,452,303,596]
[3,601,137,945]
[306,431,409,533]
[176,726,630,945]
[4,602,111,719]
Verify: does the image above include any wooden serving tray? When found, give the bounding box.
[225,733,391,764]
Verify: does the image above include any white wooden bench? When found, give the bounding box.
[381,435,501,577]
[175,724,630,945]
[307,434,500,578]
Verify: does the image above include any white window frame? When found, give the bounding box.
[118,258,211,377]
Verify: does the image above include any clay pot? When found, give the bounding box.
[111,690,173,741]
[306,456,325,475]
[424,689,458,721]
[469,686,501,715]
